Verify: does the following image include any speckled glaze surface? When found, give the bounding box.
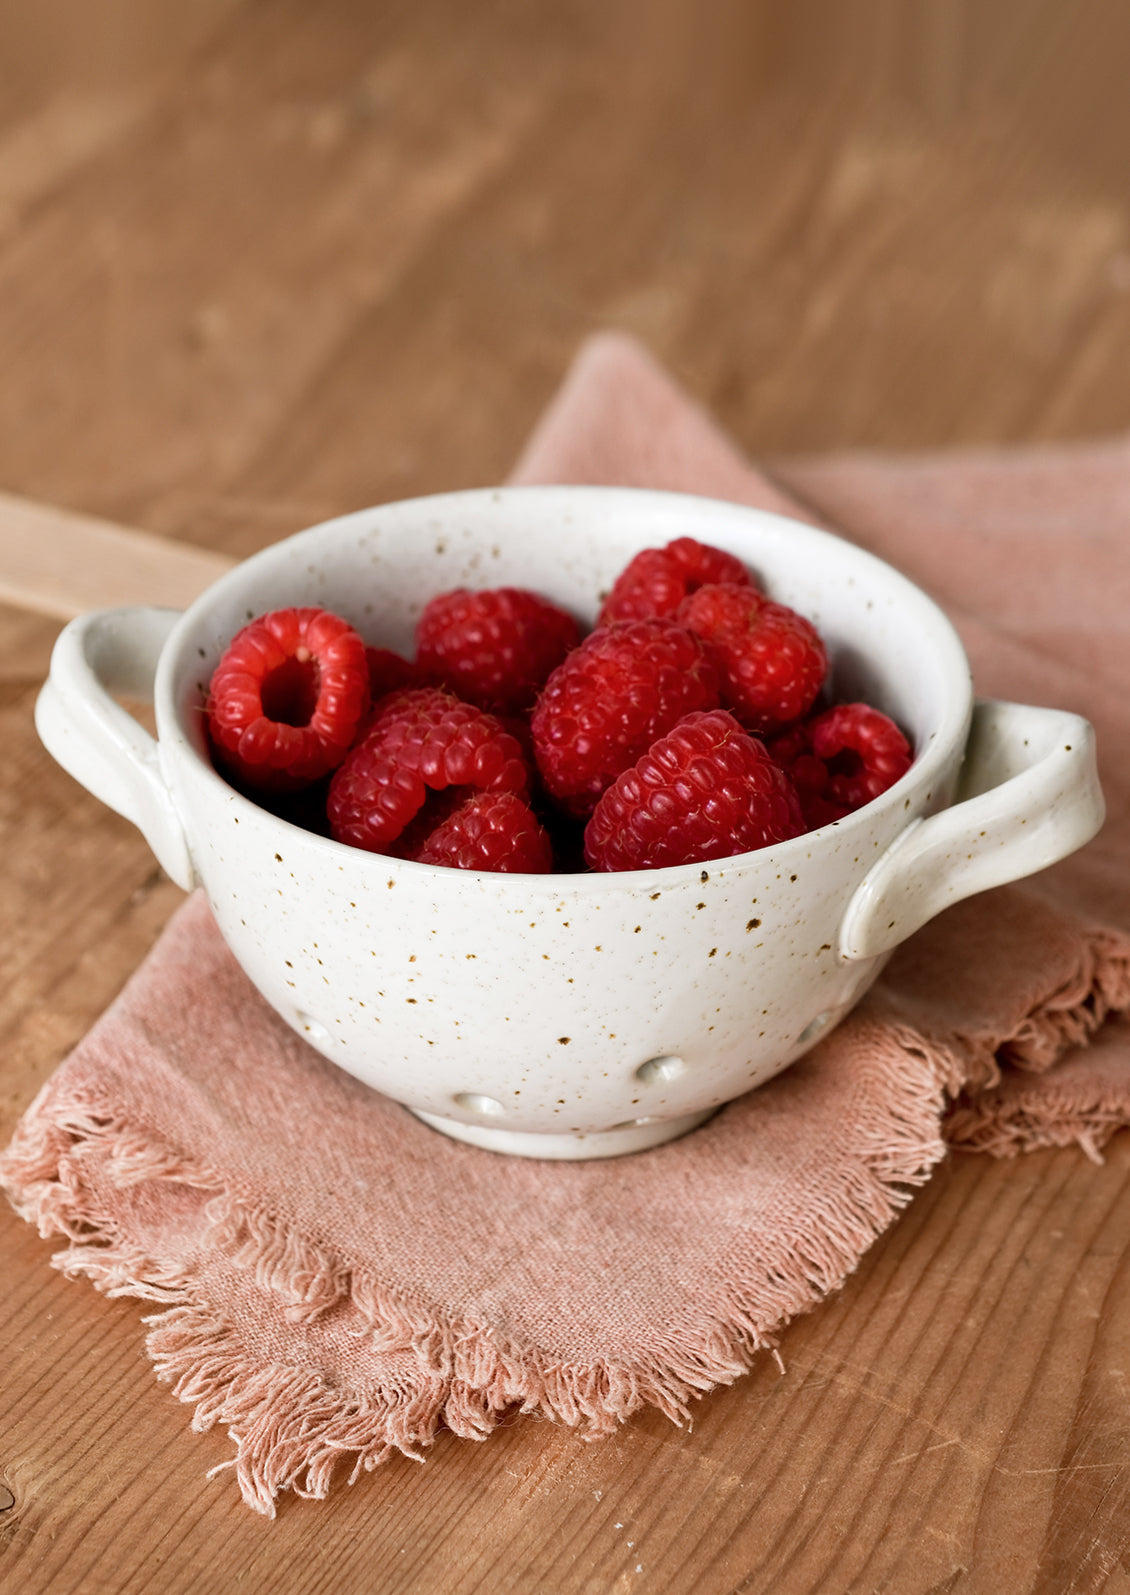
[36,487,1105,1157]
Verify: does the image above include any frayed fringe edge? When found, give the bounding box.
[0,1031,950,1519]
[945,1095,1127,1164]
[950,924,1130,1093]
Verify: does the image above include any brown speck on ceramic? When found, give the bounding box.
[558,1037,571,1045]
[747,919,761,930]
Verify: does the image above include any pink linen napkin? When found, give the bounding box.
[3,332,1129,1517]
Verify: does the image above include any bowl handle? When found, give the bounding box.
[35,607,196,891]
[838,699,1105,962]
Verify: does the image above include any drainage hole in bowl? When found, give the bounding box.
[453,1092,506,1118]
[296,1011,332,1047]
[795,1011,832,1048]
[635,1055,686,1086]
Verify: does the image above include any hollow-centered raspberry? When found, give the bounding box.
[810,702,912,809]
[207,606,370,793]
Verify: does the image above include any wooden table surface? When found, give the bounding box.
[2,4,1129,1591]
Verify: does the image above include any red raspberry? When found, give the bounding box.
[326,688,530,856]
[531,618,721,817]
[598,536,754,625]
[366,645,426,702]
[765,721,850,830]
[414,791,553,873]
[584,710,805,872]
[415,587,581,713]
[207,607,369,793]
[678,583,826,735]
[809,703,912,810]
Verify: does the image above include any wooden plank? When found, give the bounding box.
[0,1135,1126,1593]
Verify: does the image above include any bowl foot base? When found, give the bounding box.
[408,1107,716,1160]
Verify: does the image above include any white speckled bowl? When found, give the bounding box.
[36,487,1105,1158]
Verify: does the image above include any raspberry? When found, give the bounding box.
[366,645,425,702]
[326,688,530,856]
[584,710,805,872]
[207,607,369,793]
[531,618,721,817]
[678,583,826,735]
[415,587,581,713]
[765,721,850,830]
[598,536,754,625]
[809,703,912,810]
[414,791,553,872]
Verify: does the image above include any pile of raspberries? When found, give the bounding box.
[206,535,912,874]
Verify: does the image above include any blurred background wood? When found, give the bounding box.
[1,2,1128,1592]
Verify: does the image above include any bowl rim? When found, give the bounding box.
[155,483,974,892]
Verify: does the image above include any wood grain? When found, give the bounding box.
[0,492,232,618]
[1,2,1129,1591]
